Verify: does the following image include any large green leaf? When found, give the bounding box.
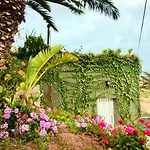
[46,52,78,70]
[20,44,78,102]
[25,44,63,93]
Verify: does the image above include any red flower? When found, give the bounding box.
[102,139,109,145]
[98,121,106,128]
[125,127,134,135]
[145,121,150,128]
[139,118,145,124]
[84,113,89,118]
[111,129,117,135]
[144,130,150,136]
[74,115,78,119]
[133,129,138,135]
[67,115,70,118]
[139,138,147,145]
[118,120,125,125]
[99,130,104,135]
[128,124,134,128]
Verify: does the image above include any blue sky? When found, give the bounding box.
[14,0,150,72]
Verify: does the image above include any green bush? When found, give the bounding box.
[0,56,26,107]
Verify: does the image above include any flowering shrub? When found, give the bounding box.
[1,104,150,150]
[0,105,65,141]
[100,119,150,150]
[71,115,150,149]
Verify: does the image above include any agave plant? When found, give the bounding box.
[16,44,78,106]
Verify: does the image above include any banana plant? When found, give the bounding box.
[17,44,78,105]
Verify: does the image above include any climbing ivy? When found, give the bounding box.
[47,49,141,120]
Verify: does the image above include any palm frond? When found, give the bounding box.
[143,72,150,78]
[26,0,58,31]
[141,71,150,89]
[26,0,51,12]
[47,0,83,15]
[80,0,120,20]
[46,52,78,70]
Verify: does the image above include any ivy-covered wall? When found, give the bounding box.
[45,49,141,120]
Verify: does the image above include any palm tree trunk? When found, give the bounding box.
[0,0,25,70]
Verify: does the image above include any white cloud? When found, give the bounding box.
[113,0,150,8]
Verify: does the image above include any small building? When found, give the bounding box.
[45,50,141,124]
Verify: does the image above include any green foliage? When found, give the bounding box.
[34,135,50,150]
[17,44,78,106]
[13,34,49,60]
[0,56,26,107]
[47,49,141,120]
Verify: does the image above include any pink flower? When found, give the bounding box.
[30,112,38,120]
[144,130,150,136]
[118,120,125,125]
[4,131,9,138]
[52,126,58,133]
[90,118,96,124]
[107,124,113,129]
[26,118,32,123]
[125,127,134,135]
[4,107,11,114]
[79,119,85,123]
[3,113,10,119]
[0,132,3,138]
[21,124,29,132]
[85,117,90,122]
[95,116,101,124]
[40,129,47,136]
[40,120,51,129]
[98,121,106,128]
[51,120,57,126]
[14,108,19,114]
[16,113,21,118]
[81,123,87,128]
[45,122,51,129]
[0,131,9,138]
[47,108,52,112]
[18,90,23,95]
[0,123,8,129]
[76,122,81,127]
[40,112,49,121]
[40,120,46,128]
[40,108,45,113]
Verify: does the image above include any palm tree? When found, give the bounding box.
[0,0,26,70]
[26,0,120,31]
[141,72,150,89]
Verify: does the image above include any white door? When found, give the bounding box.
[97,99,114,125]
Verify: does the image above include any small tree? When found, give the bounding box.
[13,34,49,60]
